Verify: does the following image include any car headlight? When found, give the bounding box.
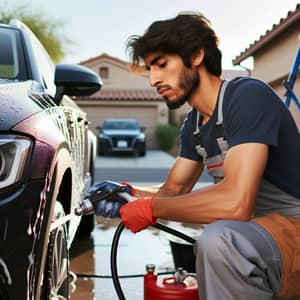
[0,137,31,189]
[137,133,145,140]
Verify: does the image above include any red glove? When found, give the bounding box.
[120,197,157,233]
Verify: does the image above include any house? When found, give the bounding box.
[233,4,300,128]
[75,53,166,149]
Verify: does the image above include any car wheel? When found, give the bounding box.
[89,147,95,185]
[139,150,146,156]
[42,202,69,299]
[97,142,105,156]
[0,282,9,300]
[98,148,104,156]
[140,151,146,156]
[76,214,95,238]
[77,147,96,238]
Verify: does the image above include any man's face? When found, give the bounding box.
[144,52,199,109]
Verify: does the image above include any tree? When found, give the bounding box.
[0,2,71,63]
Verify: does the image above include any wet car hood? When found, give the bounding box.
[0,81,43,131]
[102,129,141,136]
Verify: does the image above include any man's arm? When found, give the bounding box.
[133,157,204,197]
[152,143,268,223]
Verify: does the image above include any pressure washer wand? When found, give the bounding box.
[74,186,128,216]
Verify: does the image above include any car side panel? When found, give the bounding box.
[8,107,90,299]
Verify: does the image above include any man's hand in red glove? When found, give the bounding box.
[119,197,157,233]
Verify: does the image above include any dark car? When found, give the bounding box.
[97,118,146,156]
[0,20,102,299]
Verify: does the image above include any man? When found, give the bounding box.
[94,13,300,299]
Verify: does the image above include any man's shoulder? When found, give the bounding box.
[225,77,282,109]
[228,77,269,93]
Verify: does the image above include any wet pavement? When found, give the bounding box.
[70,151,212,299]
[70,218,176,299]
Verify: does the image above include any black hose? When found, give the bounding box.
[153,223,196,244]
[110,221,196,300]
[111,222,126,300]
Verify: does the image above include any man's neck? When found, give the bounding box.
[188,70,222,125]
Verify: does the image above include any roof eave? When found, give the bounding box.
[233,7,300,65]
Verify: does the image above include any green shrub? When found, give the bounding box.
[155,124,179,151]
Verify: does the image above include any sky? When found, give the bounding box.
[4,0,300,69]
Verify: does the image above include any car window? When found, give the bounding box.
[0,27,27,81]
[103,120,139,130]
[26,28,56,93]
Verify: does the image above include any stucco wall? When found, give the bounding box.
[248,23,300,130]
[252,27,299,82]
[82,58,150,89]
[271,77,300,129]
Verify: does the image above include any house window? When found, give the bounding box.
[99,66,109,79]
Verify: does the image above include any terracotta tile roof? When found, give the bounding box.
[233,4,300,65]
[81,88,163,101]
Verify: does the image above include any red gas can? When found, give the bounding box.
[144,264,199,300]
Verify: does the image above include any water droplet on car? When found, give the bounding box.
[27,225,32,235]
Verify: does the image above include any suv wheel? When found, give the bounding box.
[76,214,95,238]
[42,202,69,299]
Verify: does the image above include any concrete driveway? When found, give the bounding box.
[95,149,212,184]
[95,149,176,169]
[94,150,177,184]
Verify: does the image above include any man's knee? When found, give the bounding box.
[194,220,234,261]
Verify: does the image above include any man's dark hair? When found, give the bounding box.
[127,12,222,76]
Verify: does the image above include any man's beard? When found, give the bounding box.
[165,67,199,110]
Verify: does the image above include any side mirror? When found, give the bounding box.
[54,64,103,104]
[95,125,102,131]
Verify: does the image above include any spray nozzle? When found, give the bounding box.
[74,186,127,216]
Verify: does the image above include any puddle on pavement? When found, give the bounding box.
[70,217,174,299]
[70,236,95,300]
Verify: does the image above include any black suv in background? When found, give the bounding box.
[97,118,146,156]
[0,20,101,299]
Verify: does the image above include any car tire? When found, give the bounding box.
[42,202,70,299]
[89,147,95,185]
[139,151,146,156]
[138,148,146,156]
[77,146,96,238]
[97,141,105,156]
[76,214,95,238]
[0,282,9,300]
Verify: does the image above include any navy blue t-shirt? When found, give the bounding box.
[179,77,300,199]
